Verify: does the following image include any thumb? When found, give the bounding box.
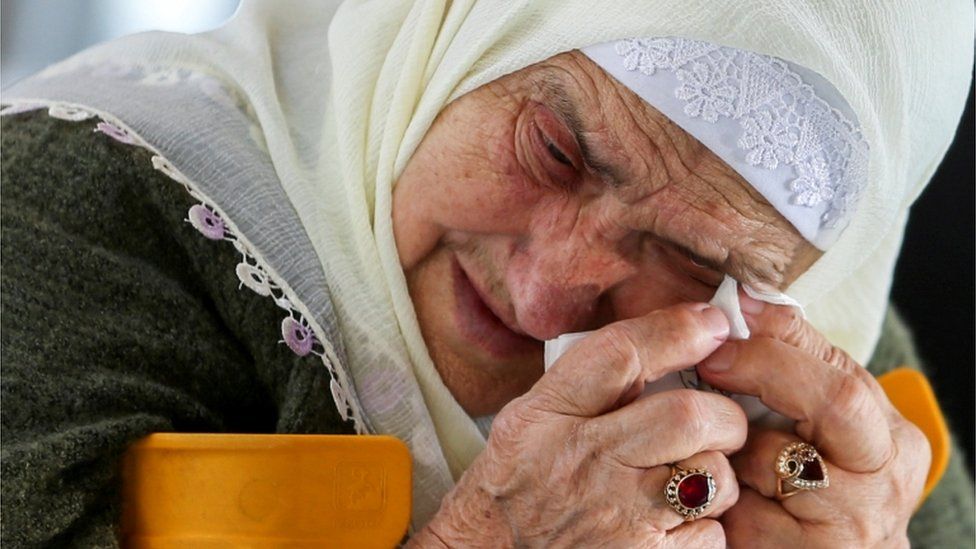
[528,302,729,417]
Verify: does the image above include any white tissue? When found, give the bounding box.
[542,275,802,423]
[708,275,804,340]
[543,331,591,371]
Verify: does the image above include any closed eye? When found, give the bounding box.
[546,140,572,166]
[652,239,725,288]
[676,248,724,287]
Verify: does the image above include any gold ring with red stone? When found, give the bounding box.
[775,441,829,499]
[664,465,716,520]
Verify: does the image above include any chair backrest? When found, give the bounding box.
[120,433,411,547]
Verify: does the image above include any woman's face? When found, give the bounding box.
[393,51,820,416]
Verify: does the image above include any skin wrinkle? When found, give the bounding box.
[595,83,796,286]
[540,63,656,193]
[662,169,792,285]
[681,192,765,281]
[645,121,794,282]
[698,170,802,280]
[392,50,822,415]
[445,235,517,326]
[606,84,670,192]
[593,62,674,195]
[546,82,626,189]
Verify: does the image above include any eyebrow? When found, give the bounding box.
[538,75,788,288]
[658,231,783,288]
[539,78,630,189]
[660,235,727,273]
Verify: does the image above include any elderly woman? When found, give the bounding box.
[2,0,973,546]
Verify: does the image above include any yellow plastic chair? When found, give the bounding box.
[877,367,950,504]
[119,367,947,546]
[120,434,411,548]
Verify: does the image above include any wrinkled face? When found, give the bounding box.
[393,51,821,416]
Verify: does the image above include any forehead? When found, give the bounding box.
[506,52,821,288]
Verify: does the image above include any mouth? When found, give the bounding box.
[452,256,539,359]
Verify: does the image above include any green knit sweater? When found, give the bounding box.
[1,112,972,547]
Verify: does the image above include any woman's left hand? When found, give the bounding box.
[697,295,931,549]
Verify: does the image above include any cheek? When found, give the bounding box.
[440,121,544,233]
[608,263,718,320]
[605,233,722,320]
[397,106,545,243]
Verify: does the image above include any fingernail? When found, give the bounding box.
[701,344,735,372]
[739,294,765,316]
[698,305,730,340]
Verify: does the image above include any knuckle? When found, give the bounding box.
[667,391,710,445]
[749,335,778,356]
[714,396,748,447]
[824,373,872,424]
[824,345,857,372]
[906,424,932,465]
[670,304,702,330]
[666,306,705,344]
[530,382,583,415]
[850,364,881,390]
[783,307,806,336]
[895,423,931,488]
[885,470,914,513]
[846,512,891,547]
[490,396,535,444]
[487,411,521,448]
[709,399,746,450]
[681,392,747,451]
[594,324,642,377]
[776,308,839,361]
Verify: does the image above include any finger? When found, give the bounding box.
[699,337,894,473]
[722,488,801,549]
[730,429,835,516]
[642,451,740,532]
[665,518,725,549]
[738,294,898,418]
[738,292,831,360]
[889,420,932,504]
[736,427,931,541]
[586,389,747,468]
[530,302,729,417]
[740,293,924,460]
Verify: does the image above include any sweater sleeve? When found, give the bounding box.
[865,308,976,547]
[0,111,287,546]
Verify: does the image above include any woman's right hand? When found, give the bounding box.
[410,303,747,548]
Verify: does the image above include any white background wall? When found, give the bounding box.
[2,0,239,88]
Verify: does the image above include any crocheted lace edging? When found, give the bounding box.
[0,101,368,434]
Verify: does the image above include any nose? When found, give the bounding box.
[506,229,636,340]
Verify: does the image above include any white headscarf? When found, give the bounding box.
[5,0,971,528]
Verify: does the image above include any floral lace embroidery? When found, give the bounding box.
[613,38,869,227]
[675,61,736,123]
[0,102,367,433]
[791,156,834,207]
[738,111,797,169]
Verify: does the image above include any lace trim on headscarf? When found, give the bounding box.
[612,37,870,229]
